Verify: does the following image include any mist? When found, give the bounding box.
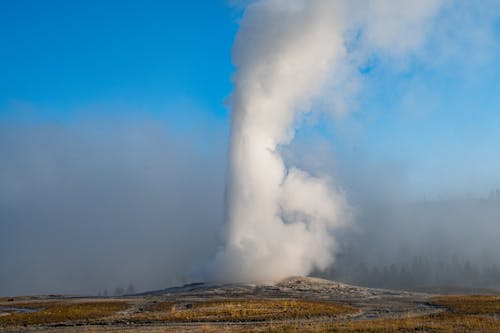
[3,115,500,296]
[211,0,449,283]
[0,116,227,296]
[211,0,500,288]
[340,154,500,290]
[2,0,500,296]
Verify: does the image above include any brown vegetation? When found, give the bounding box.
[133,299,355,323]
[433,295,500,315]
[250,295,500,332]
[0,301,129,327]
[2,295,500,332]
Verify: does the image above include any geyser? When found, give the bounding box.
[211,0,445,283]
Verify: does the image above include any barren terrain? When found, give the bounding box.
[2,276,500,332]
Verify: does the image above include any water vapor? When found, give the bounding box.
[0,117,226,296]
[4,0,499,297]
[212,0,446,283]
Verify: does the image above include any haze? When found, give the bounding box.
[1,1,500,296]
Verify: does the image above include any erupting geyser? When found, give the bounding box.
[211,0,445,283]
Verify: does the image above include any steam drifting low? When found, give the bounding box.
[3,0,500,297]
[211,0,446,283]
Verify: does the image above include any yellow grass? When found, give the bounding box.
[3,295,500,332]
[433,295,500,315]
[133,299,355,322]
[0,301,129,327]
[241,295,500,332]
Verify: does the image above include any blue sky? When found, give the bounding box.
[2,0,500,297]
[0,1,236,119]
[1,1,499,198]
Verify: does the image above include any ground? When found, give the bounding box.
[1,276,500,332]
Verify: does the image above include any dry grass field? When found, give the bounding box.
[264,296,500,332]
[0,300,129,327]
[2,278,500,332]
[131,299,355,323]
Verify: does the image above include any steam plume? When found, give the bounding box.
[212,0,445,283]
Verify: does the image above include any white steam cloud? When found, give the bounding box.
[211,0,446,283]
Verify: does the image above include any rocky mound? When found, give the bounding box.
[139,276,415,301]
